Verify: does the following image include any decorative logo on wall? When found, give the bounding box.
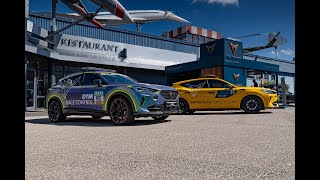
[229,42,238,55]
[232,73,240,82]
[205,44,216,55]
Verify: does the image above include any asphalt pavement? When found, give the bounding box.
[26,107,295,180]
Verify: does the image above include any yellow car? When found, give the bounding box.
[173,77,278,114]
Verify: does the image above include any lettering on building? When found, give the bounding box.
[60,38,119,53]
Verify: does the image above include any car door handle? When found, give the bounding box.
[79,90,84,93]
[208,92,215,94]
[184,92,190,94]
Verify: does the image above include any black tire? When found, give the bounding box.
[48,100,66,122]
[241,96,263,114]
[152,115,169,121]
[92,115,104,119]
[187,110,195,114]
[179,98,190,114]
[108,96,135,125]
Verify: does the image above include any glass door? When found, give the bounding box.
[26,69,36,110]
[36,71,48,108]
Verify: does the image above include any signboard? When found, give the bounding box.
[55,34,197,68]
[56,34,123,57]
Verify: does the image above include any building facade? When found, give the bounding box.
[163,25,222,44]
[166,39,295,93]
[26,13,200,110]
[25,12,295,110]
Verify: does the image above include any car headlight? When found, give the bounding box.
[262,89,276,94]
[132,86,159,93]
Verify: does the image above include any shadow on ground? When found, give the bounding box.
[176,111,272,115]
[25,117,171,127]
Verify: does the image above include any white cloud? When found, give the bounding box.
[270,48,295,60]
[279,48,295,56]
[192,0,239,6]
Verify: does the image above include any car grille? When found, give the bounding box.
[147,104,178,112]
[160,90,178,100]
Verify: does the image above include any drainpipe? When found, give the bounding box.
[49,0,58,87]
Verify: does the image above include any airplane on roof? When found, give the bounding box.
[243,32,283,53]
[36,10,190,31]
[59,0,134,28]
[89,0,134,23]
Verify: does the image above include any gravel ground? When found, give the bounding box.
[25,107,295,180]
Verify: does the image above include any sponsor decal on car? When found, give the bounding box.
[185,82,207,97]
[94,91,104,105]
[215,90,237,98]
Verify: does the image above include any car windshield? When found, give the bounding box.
[101,74,138,84]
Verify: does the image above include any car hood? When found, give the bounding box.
[135,83,176,91]
[234,87,275,92]
[235,87,265,90]
[107,83,175,91]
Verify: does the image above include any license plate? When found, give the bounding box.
[166,102,177,107]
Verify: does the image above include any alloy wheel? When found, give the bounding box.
[110,98,129,124]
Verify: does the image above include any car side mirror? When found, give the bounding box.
[228,84,233,89]
[94,79,102,87]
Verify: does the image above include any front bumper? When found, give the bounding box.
[134,110,181,116]
[134,101,180,116]
[265,94,279,109]
[133,89,180,116]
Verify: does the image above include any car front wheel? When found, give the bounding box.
[241,96,263,114]
[109,96,135,125]
[179,99,190,114]
[48,100,66,122]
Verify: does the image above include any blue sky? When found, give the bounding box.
[29,0,295,61]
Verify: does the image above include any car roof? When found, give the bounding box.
[174,77,224,84]
[59,71,124,81]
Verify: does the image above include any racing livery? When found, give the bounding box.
[46,68,179,125]
[173,76,278,114]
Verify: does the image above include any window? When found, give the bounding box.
[56,65,64,80]
[61,74,83,87]
[208,80,230,88]
[199,36,205,44]
[271,75,276,81]
[193,34,198,44]
[181,80,209,88]
[263,74,269,80]
[188,34,193,43]
[82,73,100,86]
[181,34,186,41]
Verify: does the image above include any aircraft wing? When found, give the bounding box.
[59,0,104,28]
[243,46,268,52]
[74,0,88,13]
[99,18,150,26]
[94,10,190,25]
[34,9,190,27]
[243,32,281,52]
[89,0,134,23]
